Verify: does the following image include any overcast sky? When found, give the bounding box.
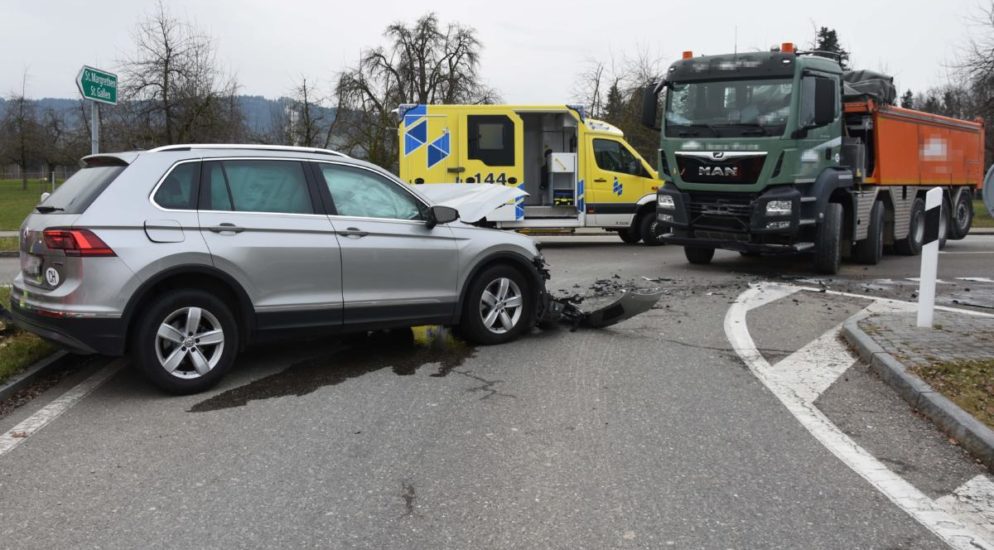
[0,0,987,103]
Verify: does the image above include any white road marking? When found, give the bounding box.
[765,320,859,402]
[940,251,994,254]
[936,475,994,543]
[956,277,994,284]
[726,282,993,550]
[0,360,122,457]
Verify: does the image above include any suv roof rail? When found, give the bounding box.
[149,144,349,157]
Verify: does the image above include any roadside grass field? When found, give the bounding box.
[0,286,56,385]
[0,237,17,253]
[913,358,994,431]
[974,200,994,229]
[0,179,56,231]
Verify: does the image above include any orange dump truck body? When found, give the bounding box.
[844,99,985,189]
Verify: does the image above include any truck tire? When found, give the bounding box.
[894,197,925,256]
[639,212,667,246]
[684,246,715,265]
[618,228,641,244]
[853,200,884,265]
[813,203,843,274]
[132,289,240,394]
[949,189,973,240]
[939,196,950,250]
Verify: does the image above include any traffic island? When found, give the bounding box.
[842,310,994,470]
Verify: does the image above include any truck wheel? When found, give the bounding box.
[684,246,714,265]
[949,190,973,240]
[639,212,667,246]
[458,265,534,345]
[618,228,641,244]
[132,289,239,394]
[853,200,884,265]
[813,203,843,274]
[894,197,925,256]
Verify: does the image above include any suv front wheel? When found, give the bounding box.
[133,289,239,394]
[459,265,534,345]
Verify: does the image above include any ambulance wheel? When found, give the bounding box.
[949,189,973,240]
[618,228,641,244]
[639,213,667,246]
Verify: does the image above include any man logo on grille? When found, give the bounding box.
[699,166,738,177]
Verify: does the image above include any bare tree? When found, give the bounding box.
[571,48,667,161]
[572,60,607,118]
[0,72,42,189]
[117,0,244,148]
[333,13,497,169]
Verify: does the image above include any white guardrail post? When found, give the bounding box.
[916,187,942,328]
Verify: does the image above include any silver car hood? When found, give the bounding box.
[414,184,527,223]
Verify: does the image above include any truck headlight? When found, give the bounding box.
[658,195,675,210]
[766,200,792,216]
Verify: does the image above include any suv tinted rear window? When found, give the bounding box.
[153,162,200,210]
[39,165,125,214]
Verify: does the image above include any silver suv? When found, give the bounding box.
[11,145,549,393]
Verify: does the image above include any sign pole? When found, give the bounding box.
[75,65,117,156]
[916,187,942,328]
[91,101,99,155]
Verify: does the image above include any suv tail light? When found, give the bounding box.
[43,228,116,257]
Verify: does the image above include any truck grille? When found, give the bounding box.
[687,192,755,233]
[677,154,766,184]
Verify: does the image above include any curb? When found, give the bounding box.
[842,318,994,470]
[0,350,69,403]
[0,251,17,258]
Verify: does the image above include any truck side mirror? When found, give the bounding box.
[813,78,836,127]
[641,84,661,130]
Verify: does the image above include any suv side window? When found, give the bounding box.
[319,164,425,220]
[153,162,200,210]
[202,160,313,214]
[592,139,650,177]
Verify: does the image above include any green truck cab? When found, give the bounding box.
[641,44,984,273]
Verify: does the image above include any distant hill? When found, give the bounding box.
[0,95,334,137]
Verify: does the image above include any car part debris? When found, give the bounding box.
[541,288,663,329]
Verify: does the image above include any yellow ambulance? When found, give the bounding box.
[397,104,666,244]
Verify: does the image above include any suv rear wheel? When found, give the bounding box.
[459,265,534,345]
[133,289,239,394]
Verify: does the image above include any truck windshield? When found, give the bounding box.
[665,79,793,138]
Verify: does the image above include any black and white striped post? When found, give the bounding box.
[916,188,942,328]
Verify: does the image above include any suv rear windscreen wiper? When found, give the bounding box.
[35,205,65,213]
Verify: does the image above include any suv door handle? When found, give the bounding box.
[338,227,369,238]
[593,178,607,182]
[208,223,244,234]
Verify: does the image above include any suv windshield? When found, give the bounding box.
[665,78,793,138]
[37,165,126,214]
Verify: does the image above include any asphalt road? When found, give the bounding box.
[1,235,993,548]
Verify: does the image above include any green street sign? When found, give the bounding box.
[76,65,118,105]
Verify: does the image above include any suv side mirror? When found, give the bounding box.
[426,205,459,229]
[813,78,836,127]
[641,83,662,130]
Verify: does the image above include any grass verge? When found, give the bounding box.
[912,359,994,431]
[0,179,56,231]
[0,286,56,385]
[0,236,18,253]
[975,200,994,229]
